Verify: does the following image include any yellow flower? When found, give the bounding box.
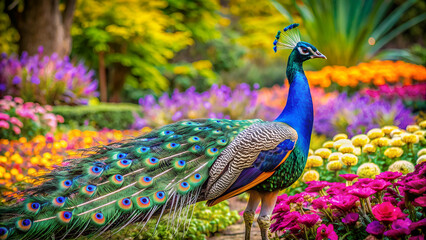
[391,137,405,147]
[333,139,352,149]
[333,133,348,141]
[27,168,37,176]
[11,153,23,164]
[4,172,11,179]
[367,128,385,139]
[308,149,314,156]
[306,155,323,168]
[418,148,426,157]
[417,155,426,165]
[414,130,425,141]
[339,144,355,153]
[30,156,39,165]
[384,147,404,159]
[354,147,361,155]
[382,126,398,135]
[16,174,24,181]
[401,133,419,144]
[351,134,370,147]
[406,125,420,133]
[371,137,390,147]
[192,60,213,70]
[390,129,403,137]
[43,152,52,159]
[328,152,342,162]
[60,140,68,149]
[357,163,381,179]
[302,170,320,182]
[0,156,6,163]
[314,148,332,159]
[388,160,415,175]
[326,160,343,171]
[173,65,191,75]
[10,168,19,176]
[322,141,335,148]
[341,153,358,166]
[419,120,426,129]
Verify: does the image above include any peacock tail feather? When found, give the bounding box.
[0,118,262,240]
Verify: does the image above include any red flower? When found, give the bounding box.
[315,224,338,240]
[372,202,404,222]
[369,179,391,192]
[340,174,358,182]
[349,187,376,198]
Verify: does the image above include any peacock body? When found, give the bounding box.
[0,23,326,240]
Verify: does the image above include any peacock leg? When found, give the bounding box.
[243,190,261,240]
[258,190,279,240]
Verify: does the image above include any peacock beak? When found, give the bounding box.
[311,51,327,59]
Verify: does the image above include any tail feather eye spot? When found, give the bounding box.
[136,146,150,155]
[60,179,72,189]
[89,166,103,176]
[188,136,200,143]
[193,127,203,131]
[153,191,167,204]
[117,198,133,211]
[181,121,194,126]
[190,145,202,153]
[26,202,40,214]
[174,160,186,170]
[165,142,180,150]
[81,185,97,197]
[212,130,222,134]
[144,157,159,168]
[57,211,73,224]
[117,153,127,159]
[135,196,151,210]
[189,173,203,186]
[137,176,153,188]
[16,219,32,231]
[52,196,66,207]
[206,147,220,156]
[217,138,228,145]
[0,227,8,239]
[177,181,190,194]
[110,174,124,186]
[116,159,132,169]
[91,212,106,225]
[161,130,174,136]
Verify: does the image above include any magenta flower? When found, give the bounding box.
[403,179,426,195]
[372,202,404,222]
[349,187,376,198]
[312,197,328,210]
[369,179,391,192]
[353,178,373,187]
[376,171,403,181]
[299,213,321,228]
[340,174,358,182]
[0,120,10,129]
[384,218,412,239]
[315,224,338,240]
[409,219,426,232]
[12,126,21,134]
[326,182,346,196]
[330,194,359,212]
[0,113,9,121]
[271,211,301,232]
[305,181,330,192]
[413,196,426,207]
[342,212,359,225]
[9,117,23,128]
[366,221,386,235]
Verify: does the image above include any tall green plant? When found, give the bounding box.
[271,0,426,66]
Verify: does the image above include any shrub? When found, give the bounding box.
[0,96,63,141]
[53,103,141,130]
[0,47,98,105]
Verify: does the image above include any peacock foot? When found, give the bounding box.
[257,215,271,240]
[243,210,256,240]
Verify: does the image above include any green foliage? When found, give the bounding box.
[272,0,426,67]
[77,201,239,240]
[0,2,19,54]
[52,103,141,130]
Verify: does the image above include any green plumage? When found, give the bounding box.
[0,118,262,240]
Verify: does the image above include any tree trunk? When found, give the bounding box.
[4,0,76,57]
[98,51,107,102]
[109,63,129,103]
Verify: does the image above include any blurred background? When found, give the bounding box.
[0,0,425,239]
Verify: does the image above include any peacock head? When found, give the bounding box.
[273,23,326,62]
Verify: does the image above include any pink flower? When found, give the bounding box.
[353,178,373,188]
[340,174,358,182]
[9,117,23,128]
[12,126,21,134]
[342,212,359,225]
[46,133,54,143]
[372,202,404,222]
[366,221,386,235]
[271,211,301,232]
[349,187,376,198]
[0,113,10,121]
[413,196,426,207]
[305,181,330,192]
[330,194,358,212]
[56,114,64,123]
[369,179,391,192]
[299,214,321,228]
[13,97,23,104]
[326,182,346,196]
[0,120,10,129]
[376,171,402,181]
[409,236,425,240]
[315,224,338,240]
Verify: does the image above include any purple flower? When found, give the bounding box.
[410,219,426,232]
[12,76,21,84]
[366,221,386,235]
[299,213,321,228]
[30,75,40,84]
[342,212,359,225]
[383,218,411,239]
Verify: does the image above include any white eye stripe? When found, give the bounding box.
[297,46,310,55]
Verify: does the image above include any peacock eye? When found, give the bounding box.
[301,47,308,53]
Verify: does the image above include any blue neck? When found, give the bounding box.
[274,51,313,156]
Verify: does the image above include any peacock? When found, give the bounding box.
[0,23,326,240]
